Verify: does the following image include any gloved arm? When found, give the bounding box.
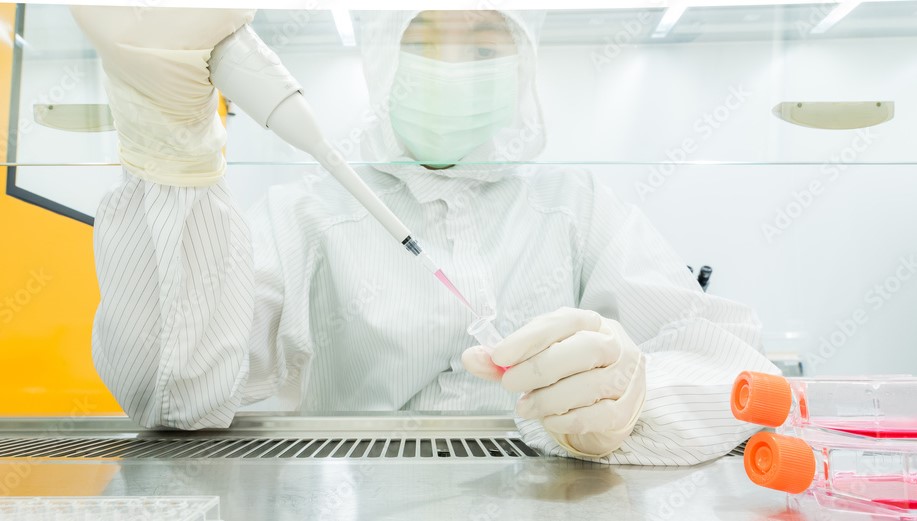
[568,180,780,464]
[465,174,779,463]
[73,7,295,428]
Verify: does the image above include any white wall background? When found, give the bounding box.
[12,33,917,376]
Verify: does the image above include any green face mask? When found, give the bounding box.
[389,51,519,166]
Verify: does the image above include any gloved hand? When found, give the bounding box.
[70,7,255,186]
[462,307,647,458]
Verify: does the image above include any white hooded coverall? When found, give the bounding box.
[79,8,778,465]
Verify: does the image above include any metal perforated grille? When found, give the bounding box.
[726,440,747,457]
[0,436,540,459]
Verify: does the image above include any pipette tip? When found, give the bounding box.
[416,253,477,315]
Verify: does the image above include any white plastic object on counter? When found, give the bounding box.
[0,496,220,521]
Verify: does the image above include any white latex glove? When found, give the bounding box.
[70,7,255,186]
[463,308,647,458]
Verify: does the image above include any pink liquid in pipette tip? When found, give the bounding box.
[433,269,476,314]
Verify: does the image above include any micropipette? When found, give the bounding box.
[209,26,458,285]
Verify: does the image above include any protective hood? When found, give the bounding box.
[358,10,546,182]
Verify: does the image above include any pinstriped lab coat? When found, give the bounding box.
[87,8,777,466]
[93,162,778,466]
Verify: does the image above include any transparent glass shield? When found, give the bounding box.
[2,3,917,420]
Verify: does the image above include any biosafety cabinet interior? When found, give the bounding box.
[7,2,917,378]
[2,2,917,520]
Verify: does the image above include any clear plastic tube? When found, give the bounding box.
[743,428,917,517]
[732,371,917,436]
[467,316,509,371]
[732,372,917,519]
[467,316,503,353]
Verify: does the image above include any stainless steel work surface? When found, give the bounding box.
[0,414,787,520]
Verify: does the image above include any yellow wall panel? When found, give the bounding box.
[0,4,122,415]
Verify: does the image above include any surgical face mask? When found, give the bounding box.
[389,51,519,166]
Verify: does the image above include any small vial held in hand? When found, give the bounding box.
[467,316,509,373]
